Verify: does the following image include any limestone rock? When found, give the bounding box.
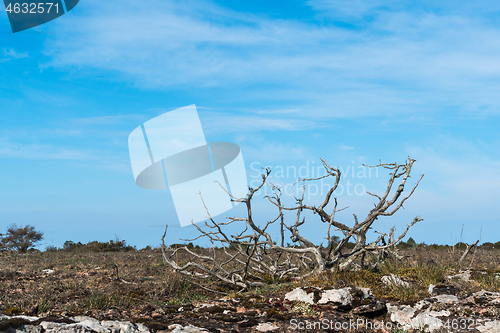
[414,299,433,311]
[101,320,149,333]
[284,287,320,305]
[476,320,500,333]
[37,318,151,333]
[410,312,443,332]
[167,324,209,332]
[381,274,410,288]
[387,304,415,327]
[254,322,280,332]
[433,294,458,303]
[474,290,500,299]
[427,310,450,317]
[446,270,471,281]
[40,321,96,333]
[318,288,352,306]
[71,316,107,333]
[0,315,151,333]
[285,286,374,311]
[318,287,372,306]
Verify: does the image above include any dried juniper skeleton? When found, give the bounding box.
[161,157,424,290]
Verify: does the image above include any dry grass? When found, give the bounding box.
[0,249,209,315]
[302,246,500,303]
[1,246,499,316]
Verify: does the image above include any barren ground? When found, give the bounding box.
[1,247,500,332]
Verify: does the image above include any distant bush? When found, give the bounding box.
[480,242,495,250]
[62,239,136,252]
[45,245,58,252]
[0,224,43,252]
[406,237,417,248]
[454,242,468,250]
[398,242,408,248]
[169,242,200,250]
[62,241,82,251]
[399,237,418,249]
[428,244,449,250]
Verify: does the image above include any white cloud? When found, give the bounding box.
[0,48,29,62]
[2,48,28,59]
[0,140,95,160]
[70,114,146,125]
[40,0,500,117]
[237,135,316,165]
[307,1,500,20]
[406,138,500,211]
[306,0,392,18]
[201,111,320,133]
[40,129,82,136]
[0,136,132,174]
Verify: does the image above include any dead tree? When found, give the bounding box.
[161,157,424,290]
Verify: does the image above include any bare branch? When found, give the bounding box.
[160,157,423,288]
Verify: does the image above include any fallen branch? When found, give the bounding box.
[458,239,480,265]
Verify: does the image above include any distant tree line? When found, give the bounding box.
[2,224,499,254]
[397,237,500,250]
[165,237,500,251]
[60,239,136,252]
[0,224,136,253]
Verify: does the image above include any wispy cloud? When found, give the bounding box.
[406,136,500,212]
[242,140,314,165]
[70,114,146,125]
[306,0,391,18]
[0,123,130,166]
[41,0,500,117]
[0,136,132,173]
[1,48,29,63]
[2,48,28,59]
[201,111,321,133]
[40,129,82,136]
[0,140,95,160]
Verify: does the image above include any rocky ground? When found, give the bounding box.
[2,271,500,333]
[3,248,500,333]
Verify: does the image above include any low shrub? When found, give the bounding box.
[62,240,136,252]
[454,242,468,250]
[45,245,58,252]
[169,242,201,250]
[481,242,495,250]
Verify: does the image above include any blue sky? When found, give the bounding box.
[1,0,499,249]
